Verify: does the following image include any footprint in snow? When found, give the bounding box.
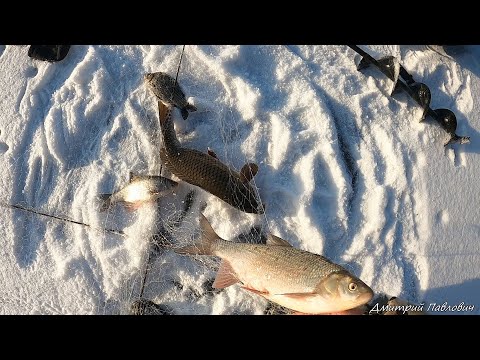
[25,66,38,78]
[0,130,9,154]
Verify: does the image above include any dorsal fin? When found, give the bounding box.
[207,147,218,159]
[129,171,139,183]
[240,163,258,183]
[266,234,292,247]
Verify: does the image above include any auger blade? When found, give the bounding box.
[410,83,431,122]
[444,134,471,146]
[377,56,400,96]
[434,108,458,134]
[357,56,370,71]
[432,108,471,146]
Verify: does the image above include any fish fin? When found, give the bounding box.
[266,234,292,247]
[158,101,173,126]
[125,202,144,212]
[163,176,179,188]
[98,194,112,212]
[240,163,259,183]
[241,286,269,296]
[181,108,189,120]
[212,260,239,289]
[175,213,220,256]
[186,103,197,112]
[276,292,318,299]
[207,147,218,159]
[129,171,140,183]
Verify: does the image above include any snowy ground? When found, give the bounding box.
[0,45,478,315]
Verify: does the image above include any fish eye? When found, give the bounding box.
[348,282,357,292]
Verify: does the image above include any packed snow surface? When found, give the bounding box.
[0,45,478,314]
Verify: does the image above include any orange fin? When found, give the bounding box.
[277,292,317,299]
[240,163,258,183]
[212,260,239,289]
[241,286,269,296]
[125,202,144,212]
[266,234,292,247]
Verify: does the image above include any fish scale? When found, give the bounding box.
[144,72,197,120]
[158,102,263,214]
[216,241,345,293]
[149,73,189,108]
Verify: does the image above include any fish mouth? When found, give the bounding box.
[357,290,374,305]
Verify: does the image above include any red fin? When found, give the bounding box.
[125,202,144,212]
[241,286,269,296]
[240,163,258,183]
[277,292,317,299]
[213,260,239,289]
[266,234,292,247]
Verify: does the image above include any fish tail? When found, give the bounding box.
[180,108,189,120]
[98,194,113,212]
[175,214,220,255]
[186,103,197,112]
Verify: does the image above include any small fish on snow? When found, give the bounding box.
[98,172,178,212]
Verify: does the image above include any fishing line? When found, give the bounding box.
[0,201,126,236]
[174,45,186,86]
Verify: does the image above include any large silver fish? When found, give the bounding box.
[144,72,197,120]
[176,214,373,314]
[157,101,264,214]
[98,172,178,212]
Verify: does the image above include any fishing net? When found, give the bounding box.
[0,45,275,314]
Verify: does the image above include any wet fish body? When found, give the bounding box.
[176,214,373,314]
[144,72,197,120]
[99,172,178,211]
[157,101,263,214]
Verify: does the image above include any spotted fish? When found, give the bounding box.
[157,101,263,214]
[144,72,197,120]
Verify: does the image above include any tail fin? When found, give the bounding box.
[181,104,197,120]
[181,108,189,120]
[186,103,197,112]
[98,194,113,212]
[175,214,220,255]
